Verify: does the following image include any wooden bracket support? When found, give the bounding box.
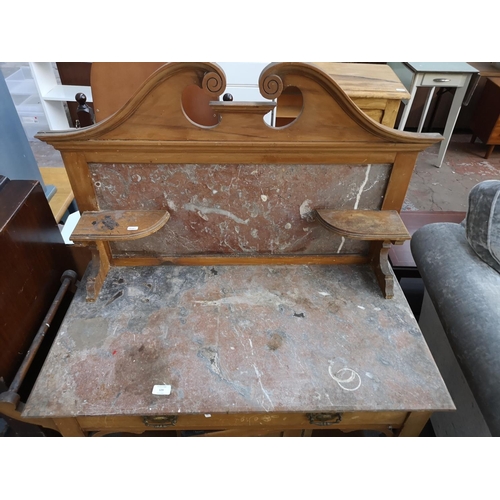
[314,209,410,299]
[71,210,170,301]
[370,240,395,299]
[84,241,111,302]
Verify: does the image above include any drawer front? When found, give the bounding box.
[77,411,408,434]
[421,73,467,87]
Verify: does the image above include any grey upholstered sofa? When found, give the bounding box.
[411,180,500,437]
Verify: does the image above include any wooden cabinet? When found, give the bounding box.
[471,77,500,158]
[276,63,410,128]
[16,63,452,437]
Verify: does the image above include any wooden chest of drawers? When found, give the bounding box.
[275,63,410,128]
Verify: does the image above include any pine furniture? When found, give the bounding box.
[7,62,453,436]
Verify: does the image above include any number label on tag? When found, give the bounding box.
[152,384,171,395]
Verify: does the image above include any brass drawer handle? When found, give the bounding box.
[143,415,178,428]
[307,412,342,426]
[433,78,451,82]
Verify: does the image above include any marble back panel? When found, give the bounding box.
[89,163,391,257]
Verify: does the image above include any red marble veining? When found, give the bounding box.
[23,265,454,418]
[89,163,391,256]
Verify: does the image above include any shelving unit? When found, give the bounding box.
[29,62,92,131]
[3,65,48,140]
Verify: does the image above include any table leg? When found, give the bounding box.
[397,79,418,131]
[435,79,470,167]
[417,86,435,133]
[53,417,86,436]
[485,145,495,159]
[399,411,432,436]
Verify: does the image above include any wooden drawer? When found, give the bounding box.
[76,411,408,435]
[421,73,467,87]
[362,109,384,123]
[277,94,391,127]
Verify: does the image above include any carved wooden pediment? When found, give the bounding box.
[36,62,441,154]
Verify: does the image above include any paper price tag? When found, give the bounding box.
[152,384,171,395]
[127,226,139,231]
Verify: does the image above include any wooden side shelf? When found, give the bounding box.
[315,209,410,299]
[70,210,170,242]
[315,209,410,242]
[70,210,170,301]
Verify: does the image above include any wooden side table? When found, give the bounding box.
[471,77,500,159]
[388,62,479,167]
[275,63,410,128]
[39,167,74,222]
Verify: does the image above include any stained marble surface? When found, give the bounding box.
[24,264,454,418]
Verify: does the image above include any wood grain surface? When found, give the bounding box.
[315,209,410,241]
[22,63,451,436]
[40,167,74,223]
[71,210,170,241]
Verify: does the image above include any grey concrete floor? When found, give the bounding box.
[404,133,500,211]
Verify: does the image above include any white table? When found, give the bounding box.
[388,62,479,167]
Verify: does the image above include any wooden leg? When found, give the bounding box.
[470,134,477,143]
[84,241,111,302]
[485,144,495,159]
[380,100,401,128]
[53,417,86,437]
[370,240,394,299]
[398,412,432,437]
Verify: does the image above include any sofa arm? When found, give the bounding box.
[411,222,500,436]
[465,180,500,274]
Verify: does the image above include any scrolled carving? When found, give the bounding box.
[202,71,225,97]
[260,74,284,99]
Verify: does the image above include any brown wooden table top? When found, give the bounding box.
[23,264,453,419]
[40,167,74,223]
[389,211,466,269]
[312,63,411,100]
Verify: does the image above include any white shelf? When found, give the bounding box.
[43,84,92,102]
[29,62,91,130]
